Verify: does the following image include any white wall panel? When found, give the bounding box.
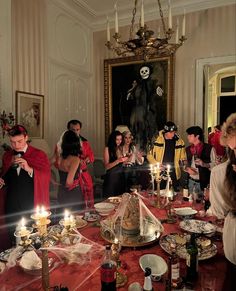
[46,0,96,155]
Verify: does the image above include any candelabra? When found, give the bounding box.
[111,239,127,287]
[15,207,76,291]
[150,163,170,208]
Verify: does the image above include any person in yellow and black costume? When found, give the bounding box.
[147,121,186,192]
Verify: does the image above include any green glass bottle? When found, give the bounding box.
[186,234,198,283]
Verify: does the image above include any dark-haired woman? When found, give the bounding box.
[103,131,128,198]
[209,113,236,290]
[57,130,84,212]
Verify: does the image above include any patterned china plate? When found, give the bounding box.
[0,248,24,262]
[160,233,217,260]
[107,196,122,204]
[75,218,88,228]
[83,213,100,222]
[179,219,216,234]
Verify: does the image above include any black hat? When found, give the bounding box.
[163,121,177,133]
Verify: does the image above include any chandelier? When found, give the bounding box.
[105,0,187,60]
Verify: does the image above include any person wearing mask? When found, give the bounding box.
[103,130,128,198]
[208,113,236,290]
[147,121,186,192]
[52,119,94,208]
[56,130,84,212]
[185,126,217,195]
[0,125,50,245]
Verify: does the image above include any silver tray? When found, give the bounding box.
[160,233,217,260]
[100,219,161,247]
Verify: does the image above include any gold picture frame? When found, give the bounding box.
[16,91,44,139]
[104,55,174,149]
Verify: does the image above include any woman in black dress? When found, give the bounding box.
[57,130,84,212]
[103,130,128,198]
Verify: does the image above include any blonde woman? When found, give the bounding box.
[209,113,236,290]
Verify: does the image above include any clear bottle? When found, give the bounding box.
[170,243,181,288]
[101,245,117,291]
[143,267,153,291]
[203,187,211,211]
[186,234,198,283]
[192,184,198,203]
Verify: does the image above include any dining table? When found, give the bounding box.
[0,191,227,291]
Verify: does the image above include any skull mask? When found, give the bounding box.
[140,66,150,80]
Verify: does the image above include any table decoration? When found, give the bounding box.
[100,192,163,247]
[111,238,127,287]
[149,163,173,208]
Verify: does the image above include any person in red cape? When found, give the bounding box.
[0,125,50,247]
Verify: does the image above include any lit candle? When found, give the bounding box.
[150,164,153,172]
[114,237,118,244]
[167,164,170,175]
[20,217,28,236]
[114,3,119,33]
[168,0,172,29]
[106,16,110,42]
[182,9,186,36]
[64,210,70,226]
[141,0,144,28]
[175,18,179,43]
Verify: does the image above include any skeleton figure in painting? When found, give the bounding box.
[127,64,164,151]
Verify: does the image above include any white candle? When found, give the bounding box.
[167,164,170,174]
[106,16,110,42]
[182,9,186,36]
[114,3,119,33]
[141,0,144,28]
[157,26,161,38]
[175,18,179,43]
[64,210,70,222]
[156,162,160,179]
[20,218,26,231]
[168,0,172,29]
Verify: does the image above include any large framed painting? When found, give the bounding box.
[16,91,44,139]
[104,55,174,150]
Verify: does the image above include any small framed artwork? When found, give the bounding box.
[16,91,44,139]
[104,55,174,150]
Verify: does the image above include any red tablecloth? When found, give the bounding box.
[0,194,227,291]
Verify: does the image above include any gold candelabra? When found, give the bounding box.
[15,207,76,291]
[111,238,127,288]
[150,163,170,208]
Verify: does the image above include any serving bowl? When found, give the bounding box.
[174,207,197,219]
[94,202,115,216]
[139,254,168,281]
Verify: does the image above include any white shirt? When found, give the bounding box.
[209,161,236,265]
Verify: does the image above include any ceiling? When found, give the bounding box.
[70,0,235,30]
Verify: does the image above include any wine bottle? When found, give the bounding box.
[186,234,198,283]
[143,267,153,291]
[101,245,117,291]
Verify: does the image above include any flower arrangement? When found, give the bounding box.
[0,110,15,138]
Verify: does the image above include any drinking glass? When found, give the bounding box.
[201,272,216,291]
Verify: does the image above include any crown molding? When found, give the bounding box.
[66,0,236,31]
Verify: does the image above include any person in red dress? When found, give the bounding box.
[0,125,50,248]
[53,120,94,208]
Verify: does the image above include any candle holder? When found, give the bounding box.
[14,227,33,247]
[111,240,127,288]
[150,164,170,209]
